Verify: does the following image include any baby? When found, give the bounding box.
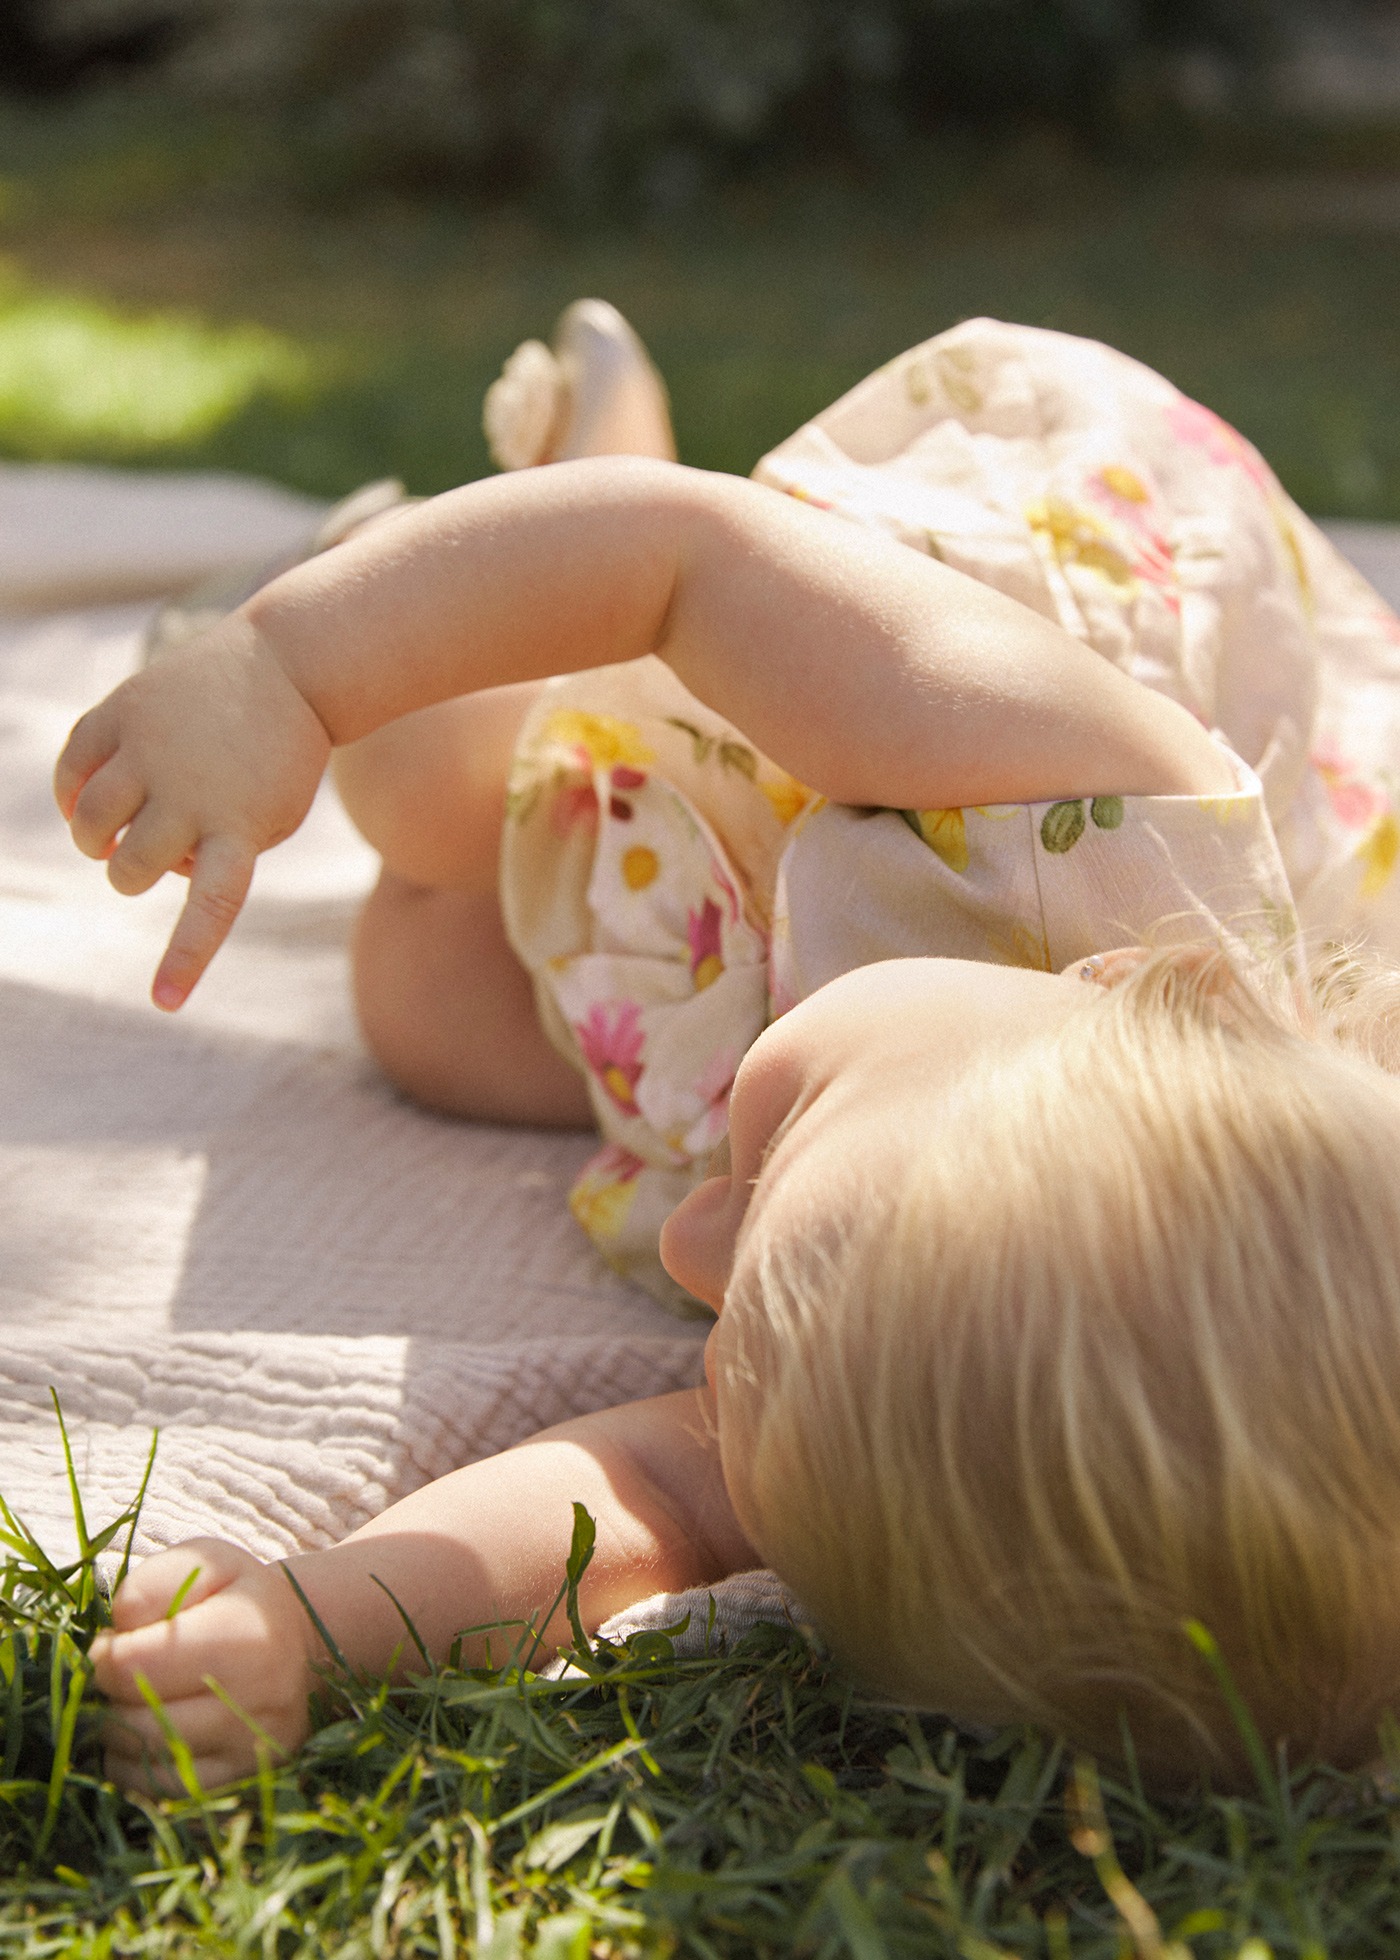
[58,309,1400,1794]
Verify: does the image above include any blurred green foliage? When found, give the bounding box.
[22,0,1291,206]
[0,271,315,455]
[0,95,1398,519]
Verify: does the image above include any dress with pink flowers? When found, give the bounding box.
[500,320,1400,1312]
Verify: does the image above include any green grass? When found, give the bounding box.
[7,1423,1400,1958]
[1,96,1399,518]
[0,274,315,455]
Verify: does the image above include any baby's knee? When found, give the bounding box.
[351,874,592,1126]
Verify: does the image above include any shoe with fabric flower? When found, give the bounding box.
[483,298,676,470]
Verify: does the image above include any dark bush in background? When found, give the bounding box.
[1,1,1392,203]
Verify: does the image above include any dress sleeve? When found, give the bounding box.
[770,741,1301,1009]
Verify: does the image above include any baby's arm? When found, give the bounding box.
[93,1386,750,1792]
[56,458,1232,1006]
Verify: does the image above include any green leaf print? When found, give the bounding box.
[1090,795,1124,830]
[666,716,715,764]
[939,347,982,414]
[504,778,542,826]
[666,716,759,780]
[905,358,933,407]
[1040,800,1086,853]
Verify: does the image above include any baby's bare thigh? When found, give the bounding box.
[352,873,594,1128]
[341,681,594,1126]
[333,681,543,894]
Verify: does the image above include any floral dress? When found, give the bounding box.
[501,319,1400,1313]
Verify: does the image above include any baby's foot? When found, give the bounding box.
[483,299,676,470]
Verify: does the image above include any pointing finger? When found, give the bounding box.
[152,835,254,1011]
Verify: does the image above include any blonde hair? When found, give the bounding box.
[714,948,1400,1786]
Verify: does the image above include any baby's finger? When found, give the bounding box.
[53,700,119,821]
[151,835,255,1012]
[93,1619,245,1707]
[106,803,198,899]
[101,1689,256,1765]
[67,761,146,863]
[104,1537,251,1636]
[104,1730,261,1797]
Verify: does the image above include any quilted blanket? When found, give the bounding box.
[0,463,707,1571]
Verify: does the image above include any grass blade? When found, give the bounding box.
[1182,1619,1282,1821]
[564,1502,596,1666]
[111,1427,160,1602]
[49,1391,91,1565]
[34,1652,88,1860]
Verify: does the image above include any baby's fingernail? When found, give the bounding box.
[152,977,184,1012]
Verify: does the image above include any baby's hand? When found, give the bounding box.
[53,623,331,1010]
[91,1538,320,1793]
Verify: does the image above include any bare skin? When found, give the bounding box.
[56,457,1233,1789]
[335,683,591,1124]
[55,459,1233,1024]
[95,1386,754,1791]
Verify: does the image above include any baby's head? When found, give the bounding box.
[667,949,1400,1788]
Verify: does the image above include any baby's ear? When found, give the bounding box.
[1096,942,1277,1039]
[1074,945,1151,991]
[110,1536,248,1631]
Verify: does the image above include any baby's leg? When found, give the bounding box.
[335,683,592,1127]
[340,301,674,1126]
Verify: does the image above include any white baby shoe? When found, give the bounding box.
[143,300,674,664]
[483,298,676,469]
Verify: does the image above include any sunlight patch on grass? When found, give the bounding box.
[0,271,318,459]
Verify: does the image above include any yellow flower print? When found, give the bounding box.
[904,807,969,873]
[1270,503,1312,616]
[687,899,725,990]
[1028,498,1135,588]
[569,1174,634,1241]
[622,845,660,891]
[568,1146,645,1243]
[1099,465,1149,504]
[985,920,1053,971]
[1195,791,1252,827]
[1358,812,1400,900]
[541,710,654,771]
[760,772,814,827]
